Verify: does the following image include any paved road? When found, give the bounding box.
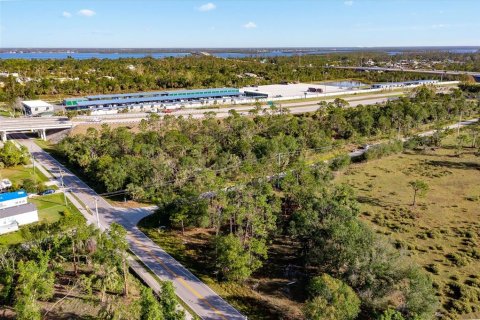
[331,66,480,76]
[348,118,479,158]
[0,116,73,131]
[10,133,245,320]
[74,94,398,125]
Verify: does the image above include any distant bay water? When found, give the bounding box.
[0,50,352,60]
[0,52,191,60]
[0,48,477,60]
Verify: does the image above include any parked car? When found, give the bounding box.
[0,179,12,190]
[39,189,55,196]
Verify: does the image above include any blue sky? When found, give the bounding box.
[1,0,479,48]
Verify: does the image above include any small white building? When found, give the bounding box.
[0,203,39,234]
[22,100,55,116]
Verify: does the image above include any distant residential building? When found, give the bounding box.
[0,190,39,235]
[22,100,55,116]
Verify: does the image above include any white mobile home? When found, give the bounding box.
[0,203,39,234]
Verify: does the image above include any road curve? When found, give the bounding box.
[10,133,245,320]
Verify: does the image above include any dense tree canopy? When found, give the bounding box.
[1,52,469,104]
[0,141,29,168]
[40,85,478,319]
[0,217,183,320]
[57,87,478,199]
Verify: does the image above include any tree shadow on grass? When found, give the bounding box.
[41,311,97,320]
[425,159,480,171]
[228,294,299,320]
[357,195,399,208]
[33,197,66,208]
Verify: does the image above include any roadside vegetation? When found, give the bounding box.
[0,140,51,189]
[55,86,478,197]
[0,218,184,320]
[0,138,185,320]
[37,85,478,319]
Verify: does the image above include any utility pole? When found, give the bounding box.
[93,196,100,228]
[59,168,67,206]
[30,152,36,184]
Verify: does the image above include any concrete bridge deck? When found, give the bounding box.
[0,117,73,141]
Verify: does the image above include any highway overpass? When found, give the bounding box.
[0,117,73,142]
[330,66,480,82]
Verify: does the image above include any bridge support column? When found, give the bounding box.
[0,131,6,142]
[38,129,47,141]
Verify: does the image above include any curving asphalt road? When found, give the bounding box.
[10,133,245,320]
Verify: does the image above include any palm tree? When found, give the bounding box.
[97,264,120,303]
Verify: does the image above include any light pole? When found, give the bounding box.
[93,196,100,228]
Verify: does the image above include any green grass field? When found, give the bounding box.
[0,193,82,245]
[335,138,480,318]
[0,164,49,185]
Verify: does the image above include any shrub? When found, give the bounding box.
[446,253,469,267]
[425,263,439,275]
[329,154,351,171]
[304,274,361,320]
[21,179,38,194]
[378,308,406,320]
[21,179,46,194]
[362,140,404,162]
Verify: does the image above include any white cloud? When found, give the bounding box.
[62,11,72,18]
[77,9,96,17]
[344,0,354,6]
[243,21,257,29]
[198,3,216,12]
